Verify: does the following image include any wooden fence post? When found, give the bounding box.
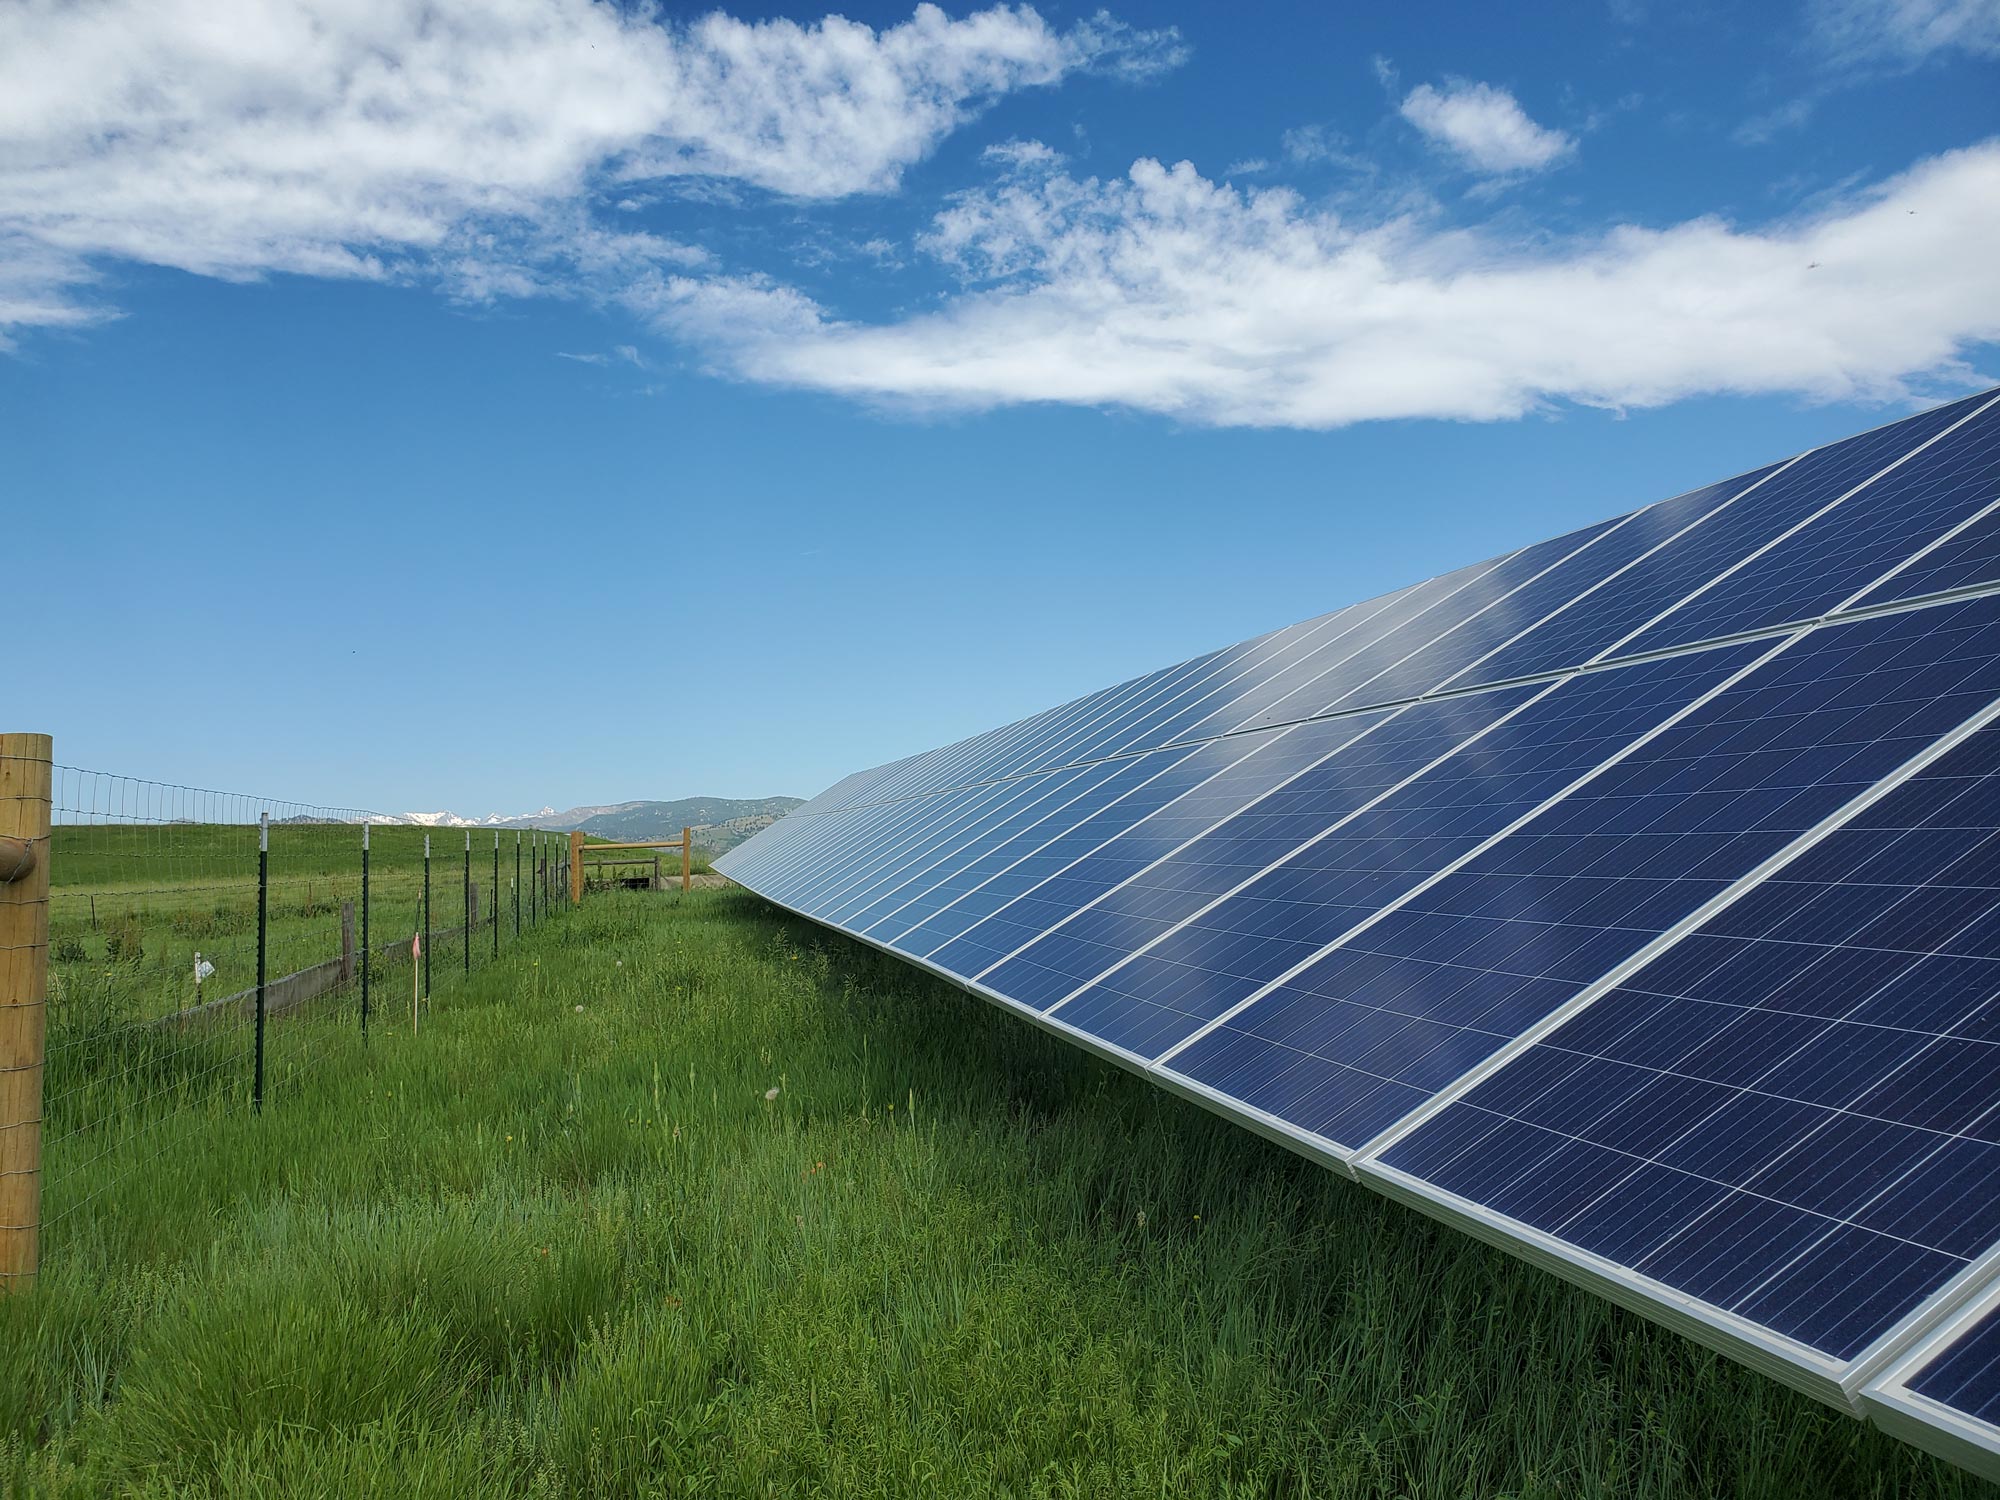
[569,831,584,907]
[681,827,691,894]
[1,734,53,1294]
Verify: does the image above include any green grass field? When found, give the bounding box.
[4,886,1992,1497]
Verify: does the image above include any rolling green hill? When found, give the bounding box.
[511,797,801,852]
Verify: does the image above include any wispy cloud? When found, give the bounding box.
[0,0,1184,346]
[646,142,2000,428]
[1398,78,1577,174]
[1734,97,1820,145]
[556,345,646,368]
[1809,0,2000,62]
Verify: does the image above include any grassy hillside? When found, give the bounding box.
[515,798,802,853]
[2,888,1986,1496]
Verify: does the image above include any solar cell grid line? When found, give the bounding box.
[994,585,1445,786]
[956,708,1412,998]
[804,657,1176,825]
[1105,562,1505,759]
[906,730,1297,971]
[1238,515,1631,731]
[823,756,1144,931]
[1842,494,2000,618]
[731,808,880,907]
[1373,458,1791,697]
[739,783,943,892]
[1115,586,1446,755]
[991,683,1557,1020]
[1157,592,2000,1160]
[888,732,1285,958]
[1867,1280,2000,1482]
[1851,491,2000,614]
[845,651,1198,807]
[820,756,1168,924]
[1440,395,1986,693]
[856,746,1207,943]
[947,644,1258,791]
[719,811,819,886]
[1608,390,2000,662]
[965,618,1335,787]
[1061,562,1512,764]
[1320,483,1778,719]
[774,775,1047,917]
[1051,640,1769,1062]
[756,784,998,909]
[1357,710,2000,1372]
[973,615,1354,791]
[790,740,956,815]
[1053,585,1432,770]
[836,644,1203,807]
[1202,553,1529,739]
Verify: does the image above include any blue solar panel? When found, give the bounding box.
[958,707,1418,1002]
[1375,640,2000,1358]
[1048,643,1764,1060]
[800,771,1093,921]
[1172,592,2000,1158]
[1048,589,1436,767]
[1614,393,2000,657]
[884,736,1267,956]
[1851,472,2000,612]
[1223,518,1625,732]
[825,759,1149,930]
[715,389,2000,1470]
[847,749,1198,938]
[1450,397,1981,690]
[1909,1303,2000,1427]
[908,735,1299,974]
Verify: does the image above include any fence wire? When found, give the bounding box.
[37,766,572,1254]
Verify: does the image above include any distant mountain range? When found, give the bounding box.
[366,798,803,854]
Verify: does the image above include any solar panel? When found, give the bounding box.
[716,386,2000,1477]
[1867,1283,2000,1482]
[1370,674,2000,1369]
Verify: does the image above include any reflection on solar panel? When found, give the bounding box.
[718,387,2000,1480]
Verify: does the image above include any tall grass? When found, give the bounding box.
[1,888,1987,1497]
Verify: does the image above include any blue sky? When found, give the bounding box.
[5,0,1998,815]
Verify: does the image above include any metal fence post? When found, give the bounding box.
[463,831,471,975]
[254,812,269,1114]
[492,833,500,959]
[360,823,371,1037]
[423,834,432,999]
[514,832,522,938]
[0,733,52,1293]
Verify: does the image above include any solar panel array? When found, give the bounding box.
[718,387,2000,1480]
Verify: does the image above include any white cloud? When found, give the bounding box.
[1735,97,1819,145]
[982,139,1065,173]
[1811,0,2000,60]
[644,142,2000,429]
[0,0,1182,342]
[1398,79,1577,174]
[1281,124,1356,167]
[556,344,645,368]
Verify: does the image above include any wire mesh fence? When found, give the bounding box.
[20,758,573,1269]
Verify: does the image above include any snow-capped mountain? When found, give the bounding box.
[372,806,557,828]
